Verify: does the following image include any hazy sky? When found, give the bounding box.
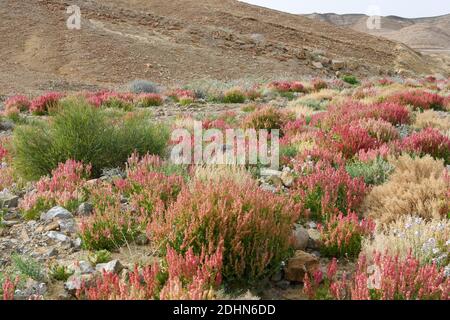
[240,0,449,18]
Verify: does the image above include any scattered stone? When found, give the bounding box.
[280,171,294,187]
[307,221,317,229]
[260,184,277,193]
[14,279,47,300]
[95,259,123,274]
[3,211,20,221]
[69,261,94,275]
[47,231,71,244]
[72,238,82,250]
[41,206,73,221]
[292,225,309,251]
[77,202,94,216]
[331,60,346,70]
[1,220,20,227]
[312,61,323,69]
[58,218,77,234]
[0,191,19,208]
[65,274,94,294]
[45,247,59,258]
[284,250,320,282]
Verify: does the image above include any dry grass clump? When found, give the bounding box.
[286,103,317,118]
[362,216,449,266]
[192,164,254,185]
[363,154,449,225]
[414,110,450,132]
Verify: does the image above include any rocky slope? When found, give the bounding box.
[0,0,445,95]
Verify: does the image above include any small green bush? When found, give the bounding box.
[49,264,73,282]
[222,89,246,104]
[342,75,359,85]
[11,98,169,180]
[346,157,394,185]
[11,254,45,282]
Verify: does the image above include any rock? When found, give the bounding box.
[293,225,309,251]
[260,184,277,193]
[3,211,20,221]
[58,219,77,234]
[77,202,93,216]
[0,192,19,208]
[331,60,346,70]
[1,220,20,227]
[41,206,73,221]
[275,280,290,290]
[307,221,317,229]
[14,279,47,300]
[44,221,60,232]
[69,261,94,275]
[284,250,320,282]
[47,231,71,244]
[96,259,123,274]
[260,168,282,177]
[269,175,283,187]
[45,247,58,258]
[280,171,294,187]
[65,274,94,294]
[134,233,149,246]
[307,229,322,250]
[72,238,82,250]
[312,61,323,69]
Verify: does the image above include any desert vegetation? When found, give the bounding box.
[0,76,449,300]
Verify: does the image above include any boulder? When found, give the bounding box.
[47,231,71,244]
[292,225,309,251]
[280,171,294,188]
[0,192,19,208]
[40,206,73,221]
[77,202,94,216]
[284,250,320,282]
[96,259,123,274]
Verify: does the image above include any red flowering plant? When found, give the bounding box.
[317,212,375,259]
[318,123,380,159]
[148,178,298,286]
[268,81,305,93]
[290,162,367,221]
[311,101,411,130]
[4,95,30,113]
[30,92,64,115]
[76,244,223,300]
[401,127,450,165]
[387,90,445,111]
[19,160,91,220]
[135,93,163,107]
[304,253,449,300]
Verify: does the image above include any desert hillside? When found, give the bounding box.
[305,13,450,51]
[0,0,445,95]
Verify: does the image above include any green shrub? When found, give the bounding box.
[11,254,45,282]
[222,89,246,104]
[11,98,169,180]
[49,264,73,282]
[88,250,112,265]
[346,157,395,185]
[342,75,359,85]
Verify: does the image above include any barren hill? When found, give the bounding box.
[0,0,446,95]
[305,13,450,51]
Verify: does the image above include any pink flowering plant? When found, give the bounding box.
[19,160,91,220]
[317,213,375,258]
